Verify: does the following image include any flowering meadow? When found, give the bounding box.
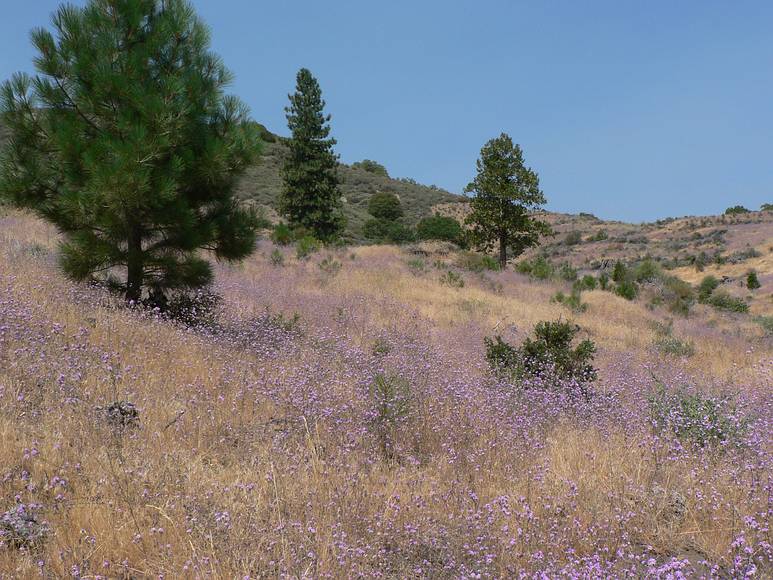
[0,209,770,578]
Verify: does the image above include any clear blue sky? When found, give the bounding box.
[2,1,772,221]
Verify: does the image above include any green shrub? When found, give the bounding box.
[615,280,638,300]
[456,251,500,273]
[589,229,608,242]
[697,275,720,302]
[661,276,695,316]
[612,260,627,283]
[648,384,745,448]
[706,290,749,313]
[367,192,403,221]
[296,235,321,260]
[483,335,520,375]
[552,288,587,313]
[761,203,773,212]
[746,270,761,290]
[724,205,750,215]
[485,320,597,390]
[578,275,597,291]
[363,218,415,244]
[439,270,464,288]
[353,159,389,177]
[271,223,294,246]
[598,272,610,290]
[634,258,661,283]
[516,256,553,280]
[416,215,464,244]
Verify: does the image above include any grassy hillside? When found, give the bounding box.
[435,202,773,316]
[237,131,464,239]
[0,208,770,577]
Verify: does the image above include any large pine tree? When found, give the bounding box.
[280,68,344,241]
[465,133,551,268]
[0,0,260,303]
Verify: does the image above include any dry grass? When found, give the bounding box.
[0,209,770,577]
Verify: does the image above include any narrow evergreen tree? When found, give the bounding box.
[464,133,551,269]
[746,270,761,290]
[0,0,260,303]
[280,68,344,241]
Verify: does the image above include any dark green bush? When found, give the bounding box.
[612,260,627,283]
[516,256,554,280]
[578,275,597,291]
[589,229,608,242]
[615,280,638,300]
[724,205,750,215]
[416,215,464,244]
[485,320,597,390]
[634,258,661,283]
[363,218,415,244]
[296,235,321,259]
[483,335,520,374]
[746,270,761,290]
[353,159,389,177]
[598,272,610,290]
[697,275,720,302]
[706,290,749,313]
[367,192,403,221]
[271,223,294,246]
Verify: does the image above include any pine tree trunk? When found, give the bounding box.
[499,234,507,269]
[126,227,143,303]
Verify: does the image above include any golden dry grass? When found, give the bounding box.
[0,209,770,577]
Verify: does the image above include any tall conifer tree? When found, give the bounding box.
[280,68,344,241]
[0,0,260,303]
[465,133,551,268]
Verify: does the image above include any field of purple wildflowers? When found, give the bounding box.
[0,209,771,578]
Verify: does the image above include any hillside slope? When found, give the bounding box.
[0,208,770,577]
[435,202,773,315]
[237,131,464,239]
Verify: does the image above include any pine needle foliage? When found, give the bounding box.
[464,133,551,268]
[280,68,344,241]
[0,0,261,303]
